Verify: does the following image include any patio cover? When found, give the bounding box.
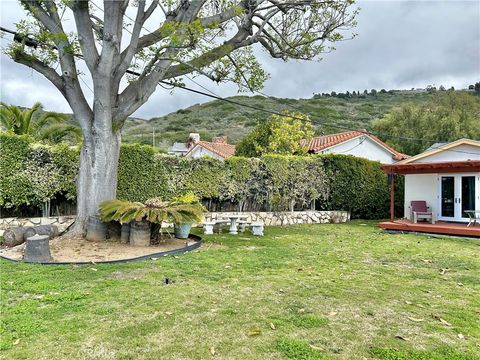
[381,160,480,175]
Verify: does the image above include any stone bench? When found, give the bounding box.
[203,220,230,235]
[251,222,264,236]
[237,220,251,232]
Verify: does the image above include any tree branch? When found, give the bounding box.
[115,0,147,83]
[19,0,92,130]
[72,0,99,72]
[12,50,64,91]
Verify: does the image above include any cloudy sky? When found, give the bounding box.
[1,0,479,119]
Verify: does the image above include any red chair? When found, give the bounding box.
[410,201,435,224]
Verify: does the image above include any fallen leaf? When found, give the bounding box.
[434,316,452,326]
[247,328,262,336]
[298,308,305,313]
[279,289,285,293]
[269,322,276,330]
[224,265,231,269]
[408,317,424,322]
[416,304,425,308]
[421,259,432,263]
[165,311,173,316]
[395,335,410,341]
[404,300,413,305]
[457,282,464,287]
[309,344,324,351]
[297,268,304,272]
[329,311,338,317]
[13,339,20,345]
[458,333,465,339]
[151,257,158,261]
[209,346,215,356]
[439,268,449,275]
[90,268,98,271]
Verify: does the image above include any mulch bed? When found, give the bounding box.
[0,232,197,263]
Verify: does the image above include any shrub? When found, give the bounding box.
[0,132,399,219]
[320,154,392,219]
[0,133,78,208]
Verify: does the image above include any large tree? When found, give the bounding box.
[5,0,357,233]
[372,91,480,155]
[236,111,314,157]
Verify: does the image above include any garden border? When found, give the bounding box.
[0,234,202,265]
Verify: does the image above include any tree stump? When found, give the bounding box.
[120,223,130,244]
[129,221,150,246]
[107,221,121,241]
[24,234,52,263]
[86,216,107,242]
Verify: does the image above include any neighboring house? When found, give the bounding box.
[168,133,200,156]
[185,136,236,161]
[167,142,189,156]
[303,130,408,164]
[380,139,480,236]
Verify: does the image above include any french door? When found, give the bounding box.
[439,174,479,222]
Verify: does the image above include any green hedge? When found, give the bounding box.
[0,133,79,208]
[0,133,402,219]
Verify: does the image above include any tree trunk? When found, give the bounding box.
[73,112,121,235]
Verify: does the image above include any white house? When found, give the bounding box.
[303,130,408,164]
[383,139,480,224]
[185,136,236,161]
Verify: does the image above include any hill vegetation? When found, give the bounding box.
[121,90,440,146]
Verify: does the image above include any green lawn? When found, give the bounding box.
[1,222,479,359]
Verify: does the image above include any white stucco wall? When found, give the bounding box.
[412,144,480,163]
[404,174,439,219]
[187,146,224,161]
[319,136,396,164]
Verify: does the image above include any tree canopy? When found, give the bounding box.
[372,91,480,155]
[235,111,314,157]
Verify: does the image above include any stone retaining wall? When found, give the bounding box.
[204,211,350,226]
[0,211,349,237]
[0,216,75,236]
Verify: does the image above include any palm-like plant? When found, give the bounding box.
[0,102,81,143]
[99,197,206,225]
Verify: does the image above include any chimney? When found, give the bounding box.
[187,133,200,149]
[212,136,227,144]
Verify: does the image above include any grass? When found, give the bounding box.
[1,221,479,359]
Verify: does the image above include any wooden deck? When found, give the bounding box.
[378,220,480,238]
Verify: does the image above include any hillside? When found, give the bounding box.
[121,90,436,146]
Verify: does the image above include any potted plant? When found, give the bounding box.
[171,192,206,239]
[99,196,205,245]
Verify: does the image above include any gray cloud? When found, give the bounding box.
[1,0,479,119]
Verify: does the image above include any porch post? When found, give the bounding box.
[390,172,395,222]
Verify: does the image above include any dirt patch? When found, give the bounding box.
[0,233,198,263]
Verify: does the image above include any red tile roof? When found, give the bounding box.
[303,131,408,160]
[187,140,236,159]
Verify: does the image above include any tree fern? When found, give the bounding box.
[99,198,206,225]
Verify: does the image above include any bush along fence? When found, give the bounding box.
[0,133,403,220]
